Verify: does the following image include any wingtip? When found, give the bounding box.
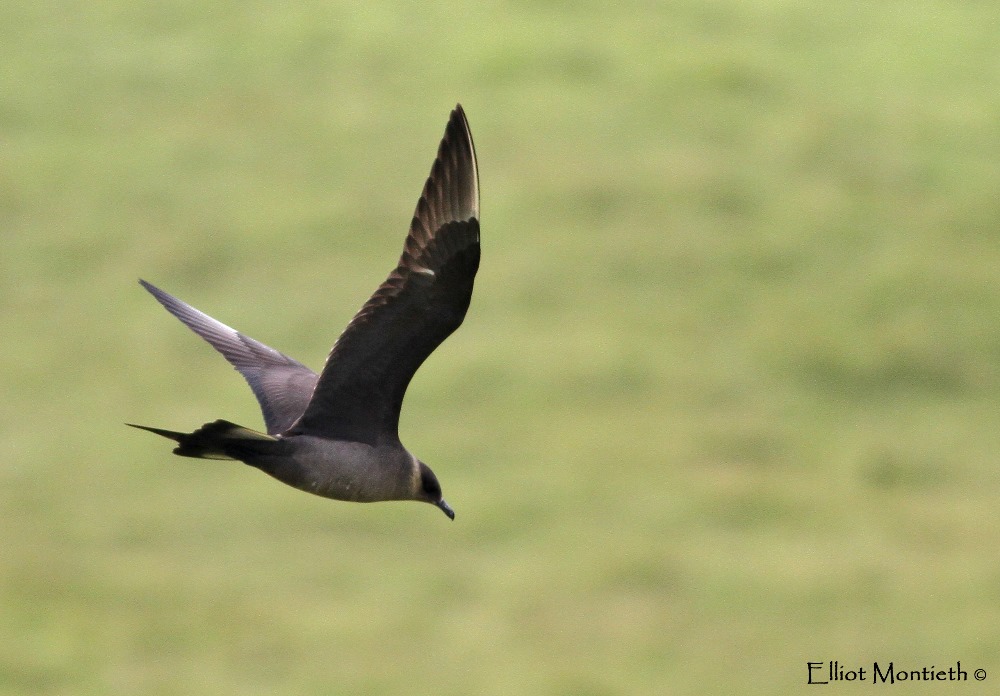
[449,103,472,141]
[445,104,479,221]
[405,104,479,238]
[137,278,171,307]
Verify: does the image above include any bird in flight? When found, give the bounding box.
[128,105,479,520]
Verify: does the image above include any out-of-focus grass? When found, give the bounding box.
[2,1,1000,694]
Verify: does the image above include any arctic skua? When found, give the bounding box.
[128,105,480,520]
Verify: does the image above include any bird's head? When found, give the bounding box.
[416,461,455,520]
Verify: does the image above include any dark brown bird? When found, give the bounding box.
[128,105,480,520]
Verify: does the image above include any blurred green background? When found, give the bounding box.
[3,1,1000,694]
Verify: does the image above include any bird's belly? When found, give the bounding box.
[303,472,384,503]
[259,436,411,503]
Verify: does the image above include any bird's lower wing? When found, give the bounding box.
[139,279,318,435]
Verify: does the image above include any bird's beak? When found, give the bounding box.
[436,499,455,520]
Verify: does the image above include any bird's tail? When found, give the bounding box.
[127,419,278,460]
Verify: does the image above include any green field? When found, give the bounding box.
[3,1,1000,694]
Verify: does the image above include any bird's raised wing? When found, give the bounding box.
[289,105,480,445]
[139,280,318,435]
